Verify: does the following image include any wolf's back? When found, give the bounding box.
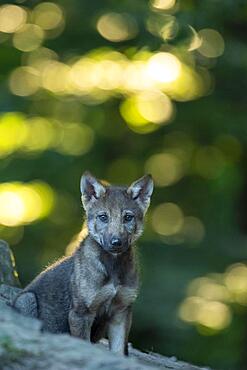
[14,255,74,333]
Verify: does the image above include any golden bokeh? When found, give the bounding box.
[0,113,28,157]
[9,66,40,97]
[180,216,205,244]
[8,45,211,108]
[146,14,178,41]
[224,264,247,305]
[198,28,225,58]
[32,2,64,30]
[159,17,178,40]
[0,113,94,158]
[187,277,230,302]
[0,5,27,33]
[196,301,231,330]
[13,24,44,52]
[179,296,204,323]
[147,52,181,83]
[120,96,150,133]
[122,61,153,91]
[70,58,99,93]
[165,64,209,101]
[151,0,176,10]
[152,202,184,236]
[179,262,247,334]
[187,26,202,51]
[0,182,55,227]
[22,117,55,152]
[120,91,173,134]
[94,60,123,90]
[96,12,138,42]
[0,190,26,227]
[156,215,205,245]
[24,47,58,68]
[56,123,94,156]
[41,61,71,94]
[178,296,231,331]
[145,152,183,186]
[137,91,173,123]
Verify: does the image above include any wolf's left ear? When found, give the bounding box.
[127,174,154,213]
[80,171,106,210]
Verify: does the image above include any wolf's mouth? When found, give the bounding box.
[101,241,130,255]
[108,247,124,254]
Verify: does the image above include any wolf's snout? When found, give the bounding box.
[111,237,122,247]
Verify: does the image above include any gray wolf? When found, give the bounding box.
[13,172,153,355]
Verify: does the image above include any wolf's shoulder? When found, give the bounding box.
[25,254,74,291]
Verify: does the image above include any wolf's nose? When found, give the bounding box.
[111,237,122,247]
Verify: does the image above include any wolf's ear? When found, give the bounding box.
[80,172,106,209]
[127,174,153,213]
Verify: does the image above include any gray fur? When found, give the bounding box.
[13,172,153,355]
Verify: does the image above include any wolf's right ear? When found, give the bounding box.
[127,174,154,214]
[80,172,106,209]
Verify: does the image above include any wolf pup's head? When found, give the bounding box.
[80,172,153,255]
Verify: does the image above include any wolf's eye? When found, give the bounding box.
[98,213,108,223]
[124,213,134,223]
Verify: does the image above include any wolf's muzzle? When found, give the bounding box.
[111,237,122,247]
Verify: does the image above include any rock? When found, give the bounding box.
[0,300,156,370]
[0,240,20,287]
[0,299,208,370]
[0,284,21,306]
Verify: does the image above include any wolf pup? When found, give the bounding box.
[13,172,153,355]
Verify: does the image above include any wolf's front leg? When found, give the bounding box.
[69,308,95,341]
[108,308,132,355]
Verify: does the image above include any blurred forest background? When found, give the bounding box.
[1,0,247,369]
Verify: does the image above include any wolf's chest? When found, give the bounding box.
[83,281,138,314]
[75,252,138,314]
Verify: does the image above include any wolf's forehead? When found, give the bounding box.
[96,186,133,210]
[104,187,130,207]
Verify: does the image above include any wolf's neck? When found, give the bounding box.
[79,234,137,286]
[100,244,136,285]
